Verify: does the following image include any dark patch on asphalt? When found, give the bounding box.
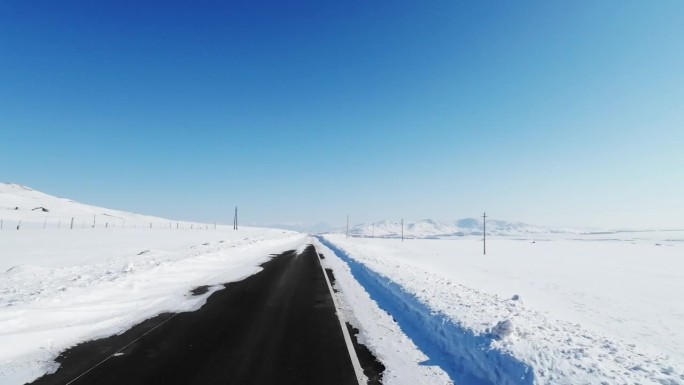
[31,247,358,385]
[347,323,386,385]
[190,285,210,296]
[325,268,338,293]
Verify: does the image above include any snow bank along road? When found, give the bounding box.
[30,246,362,385]
[316,234,684,385]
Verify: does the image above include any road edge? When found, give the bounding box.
[308,243,366,385]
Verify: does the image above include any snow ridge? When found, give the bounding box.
[316,236,534,385]
[0,183,183,229]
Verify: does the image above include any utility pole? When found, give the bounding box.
[346,215,349,238]
[234,207,238,230]
[482,212,487,255]
[401,218,404,242]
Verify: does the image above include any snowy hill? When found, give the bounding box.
[0,183,183,229]
[349,218,575,238]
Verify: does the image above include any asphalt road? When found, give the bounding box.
[31,246,360,385]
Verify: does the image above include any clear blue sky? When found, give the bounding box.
[1,0,683,229]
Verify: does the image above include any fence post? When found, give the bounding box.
[17,220,21,230]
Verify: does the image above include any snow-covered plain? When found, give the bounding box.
[4,183,683,385]
[318,233,684,385]
[0,184,305,384]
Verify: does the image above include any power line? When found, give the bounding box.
[234,206,238,230]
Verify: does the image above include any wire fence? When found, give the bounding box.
[0,214,222,231]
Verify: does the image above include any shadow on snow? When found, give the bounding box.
[316,236,534,385]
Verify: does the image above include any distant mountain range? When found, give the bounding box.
[6,183,674,237]
[347,218,580,238]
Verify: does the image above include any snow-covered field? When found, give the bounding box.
[0,227,304,384]
[4,183,683,385]
[0,184,305,384]
[318,233,684,385]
